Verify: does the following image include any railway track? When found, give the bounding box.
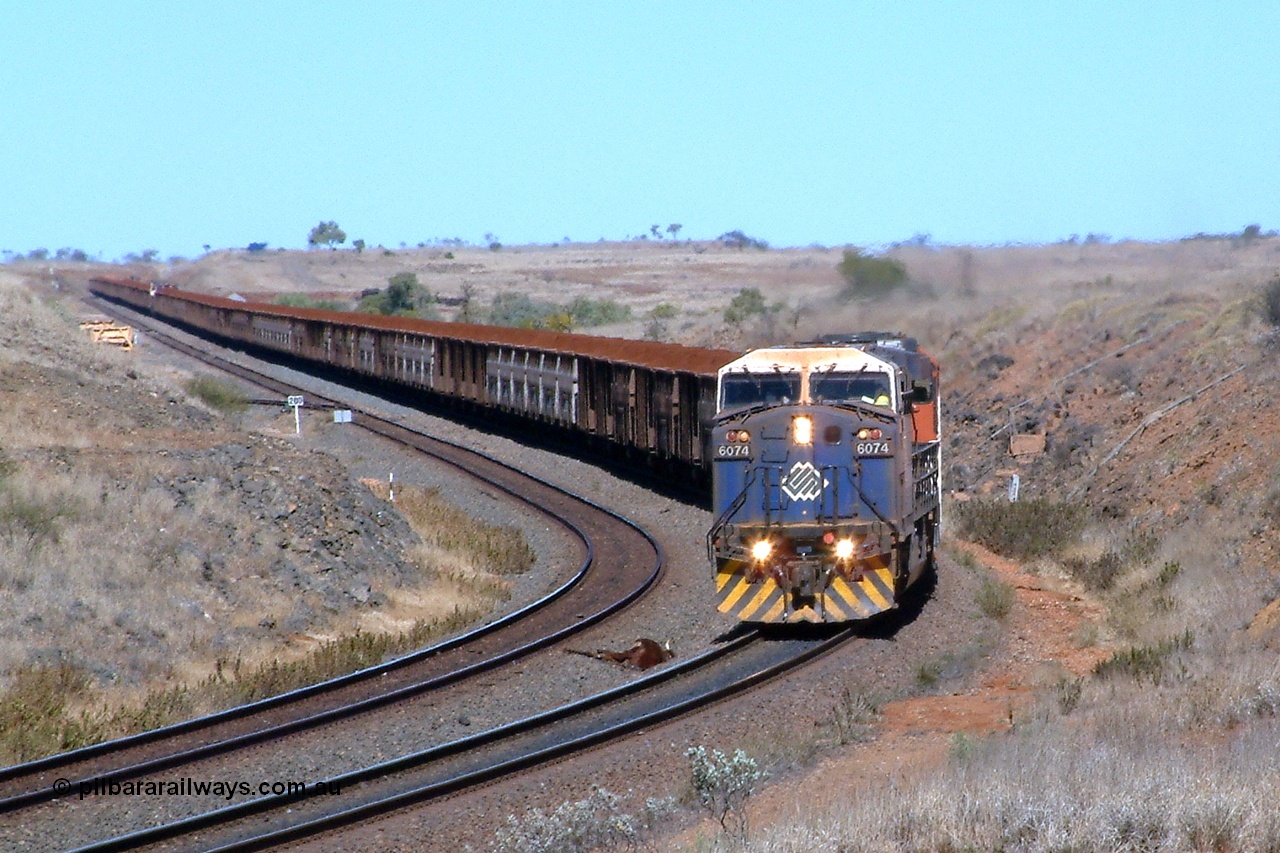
[0,297,663,818]
[59,629,856,853]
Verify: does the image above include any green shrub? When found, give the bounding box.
[0,489,75,550]
[483,293,630,330]
[724,287,767,324]
[976,575,1015,618]
[273,293,345,311]
[830,685,880,744]
[1063,549,1125,591]
[185,374,248,413]
[718,229,769,250]
[358,272,439,319]
[915,660,942,688]
[1064,531,1161,591]
[566,296,631,327]
[1264,275,1280,327]
[487,292,557,328]
[953,498,1086,560]
[1094,631,1194,685]
[837,248,907,300]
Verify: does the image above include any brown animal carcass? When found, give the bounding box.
[565,638,674,670]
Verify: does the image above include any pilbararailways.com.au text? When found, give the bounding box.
[57,776,342,801]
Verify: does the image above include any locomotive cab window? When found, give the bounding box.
[810,371,893,407]
[719,372,800,412]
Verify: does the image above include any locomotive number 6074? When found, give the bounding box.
[715,443,751,459]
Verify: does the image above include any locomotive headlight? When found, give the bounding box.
[834,539,855,560]
[792,416,813,445]
[751,539,773,562]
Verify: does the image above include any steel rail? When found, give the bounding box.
[64,628,856,853]
[0,295,663,814]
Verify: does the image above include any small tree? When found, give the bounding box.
[719,229,768,250]
[1262,275,1280,327]
[686,746,767,843]
[666,223,682,240]
[837,248,907,300]
[545,312,574,333]
[360,272,437,318]
[308,220,346,249]
[458,282,478,323]
[724,287,767,324]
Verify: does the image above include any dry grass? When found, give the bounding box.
[371,480,536,576]
[0,454,531,762]
[0,277,537,764]
[953,498,1087,561]
[735,720,1280,853]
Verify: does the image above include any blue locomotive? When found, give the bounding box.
[707,333,941,623]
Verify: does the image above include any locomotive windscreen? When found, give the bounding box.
[719,372,800,411]
[810,371,892,405]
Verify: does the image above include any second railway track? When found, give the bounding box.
[58,629,861,853]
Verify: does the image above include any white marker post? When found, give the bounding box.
[1008,474,1021,503]
[388,471,395,503]
[286,395,304,435]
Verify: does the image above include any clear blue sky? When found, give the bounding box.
[3,2,1278,260]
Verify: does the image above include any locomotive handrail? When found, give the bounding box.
[705,467,759,560]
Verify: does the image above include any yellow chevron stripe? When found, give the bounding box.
[789,605,821,623]
[758,595,787,622]
[717,576,755,612]
[738,582,782,620]
[822,595,848,621]
[827,578,863,618]
[861,569,894,610]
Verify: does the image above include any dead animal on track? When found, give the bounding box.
[564,638,675,670]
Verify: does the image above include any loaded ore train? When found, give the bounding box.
[707,335,940,623]
[89,276,939,624]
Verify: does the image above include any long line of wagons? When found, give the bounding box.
[89,275,940,624]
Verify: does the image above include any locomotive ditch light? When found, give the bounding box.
[792,415,813,445]
[834,539,855,560]
[751,539,773,562]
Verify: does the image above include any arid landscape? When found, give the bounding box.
[5,231,1280,850]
